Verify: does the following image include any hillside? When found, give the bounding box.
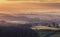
[35,29,60,37]
[32,25,60,30]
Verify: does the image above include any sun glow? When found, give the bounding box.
[0,0,7,3]
[0,0,60,4]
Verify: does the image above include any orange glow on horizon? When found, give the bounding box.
[0,0,60,14]
[0,0,60,4]
[0,3,60,14]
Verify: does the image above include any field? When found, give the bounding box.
[32,25,60,30]
[0,24,60,37]
[35,29,60,37]
[32,25,60,37]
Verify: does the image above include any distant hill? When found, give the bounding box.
[32,25,60,30]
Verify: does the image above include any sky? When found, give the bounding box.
[0,0,60,14]
[0,0,60,24]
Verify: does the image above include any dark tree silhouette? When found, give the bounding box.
[0,26,39,37]
[56,24,59,28]
[52,22,56,27]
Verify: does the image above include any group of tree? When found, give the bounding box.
[0,25,39,37]
[48,22,60,28]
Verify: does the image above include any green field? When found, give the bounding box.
[35,29,60,37]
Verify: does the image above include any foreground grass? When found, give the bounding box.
[35,29,60,37]
[0,25,60,37]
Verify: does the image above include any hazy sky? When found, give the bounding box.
[0,0,60,14]
[0,0,60,23]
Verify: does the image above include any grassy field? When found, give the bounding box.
[32,25,60,30]
[35,29,60,37]
[32,25,60,37]
[0,24,60,37]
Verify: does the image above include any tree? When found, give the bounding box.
[52,22,56,27]
[0,26,39,37]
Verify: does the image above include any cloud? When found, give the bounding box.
[0,12,60,24]
[0,13,41,23]
[41,3,60,8]
[0,3,60,15]
[7,0,20,1]
[0,3,60,13]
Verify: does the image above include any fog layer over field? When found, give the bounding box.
[0,12,60,24]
